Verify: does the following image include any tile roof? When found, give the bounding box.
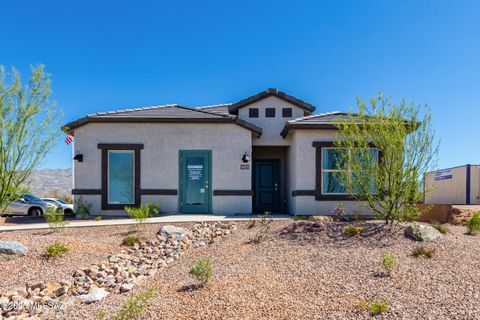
[280,111,356,138]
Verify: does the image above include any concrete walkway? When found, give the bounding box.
[0,214,292,232]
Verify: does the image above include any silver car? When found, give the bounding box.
[42,198,74,215]
[4,194,62,216]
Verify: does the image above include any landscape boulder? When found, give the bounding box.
[0,240,27,261]
[79,287,109,304]
[404,224,443,242]
[159,225,189,240]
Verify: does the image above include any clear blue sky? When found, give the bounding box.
[1,0,479,169]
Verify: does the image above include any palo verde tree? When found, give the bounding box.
[0,65,62,214]
[334,93,438,224]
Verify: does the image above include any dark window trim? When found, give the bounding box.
[282,108,292,118]
[98,143,143,210]
[213,190,253,196]
[140,189,177,195]
[313,141,360,201]
[291,190,316,197]
[265,108,276,118]
[249,108,259,118]
[71,189,102,195]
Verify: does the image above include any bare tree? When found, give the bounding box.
[0,65,62,214]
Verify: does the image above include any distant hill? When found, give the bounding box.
[26,168,72,197]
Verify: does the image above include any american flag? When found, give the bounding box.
[65,135,73,145]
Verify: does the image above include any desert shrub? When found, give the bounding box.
[467,212,480,235]
[246,219,256,229]
[249,212,273,243]
[189,258,213,287]
[343,224,364,237]
[44,207,68,232]
[94,216,102,221]
[358,299,389,315]
[122,235,141,246]
[330,203,347,221]
[96,309,106,320]
[293,215,307,221]
[432,223,448,235]
[74,196,92,218]
[44,241,69,257]
[111,288,156,320]
[381,252,398,275]
[412,246,435,258]
[125,202,160,229]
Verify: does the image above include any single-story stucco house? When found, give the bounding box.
[63,88,374,216]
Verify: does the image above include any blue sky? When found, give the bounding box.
[1,0,479,169]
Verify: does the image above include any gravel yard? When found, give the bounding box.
[0,223,190,291]
[51,220,480,320]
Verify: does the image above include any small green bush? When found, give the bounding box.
[249,213,273,243]
[432,223,448,234]
[122,235,141,246]
[94,216,102,221]
[125,202,160,228]
[44,241,69,257]
[358,299,389,316]
[293,215,307,221]
[343,224,364,237]
[44,207,68,232]
[412,246,435,258]
[111,289,156,320]
[189,258,213,287]
[467,212,480,235]
[381,252,398,275]
[74,196,92,218]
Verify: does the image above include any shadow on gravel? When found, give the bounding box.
[278,221,403,249]
[177,284,203,292]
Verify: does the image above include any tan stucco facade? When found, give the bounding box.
[71,92,375,217]
[73,122,253,216]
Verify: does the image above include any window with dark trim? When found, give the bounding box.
[282,108,292,118]
[98,144,143,210]
[313,141,379,201]
[265,108,276,118]
[249,108,259,118]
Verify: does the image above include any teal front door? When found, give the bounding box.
[253,160,281,213]
[179,150,212,214]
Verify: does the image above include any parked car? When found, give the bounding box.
[42,198,74,215]
[4,194,62,216]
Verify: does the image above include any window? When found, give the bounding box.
[249,108,259,118]
[265,108,276,117]
[108,150,134,204]
[321,147,378,195]
[282,108,292,118]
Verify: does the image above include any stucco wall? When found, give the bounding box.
[237,96,306,146]
[73,122,253,215]
[287,130,373,216]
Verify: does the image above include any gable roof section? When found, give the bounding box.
[280,111,348,138]
[63,104,262,137]
[196,103,232,115]
[228,88,316,114]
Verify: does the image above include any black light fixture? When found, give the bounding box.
[73,153,83,162]
[241,152,250,163]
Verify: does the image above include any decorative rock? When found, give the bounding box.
[0,240,27,261]
[159,225,189,240]
[404,224,443,242]
[120,283,134,293]
[79,287,109,304]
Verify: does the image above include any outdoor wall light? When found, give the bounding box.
[241,152,250,163]
[73,153,83,162]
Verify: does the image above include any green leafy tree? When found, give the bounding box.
[334,94,438,224]
[0,65,62,214]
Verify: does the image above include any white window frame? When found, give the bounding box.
[321,147,378,195]
[107,150,135,205]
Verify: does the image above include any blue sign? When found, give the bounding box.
[435,169,453,181]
